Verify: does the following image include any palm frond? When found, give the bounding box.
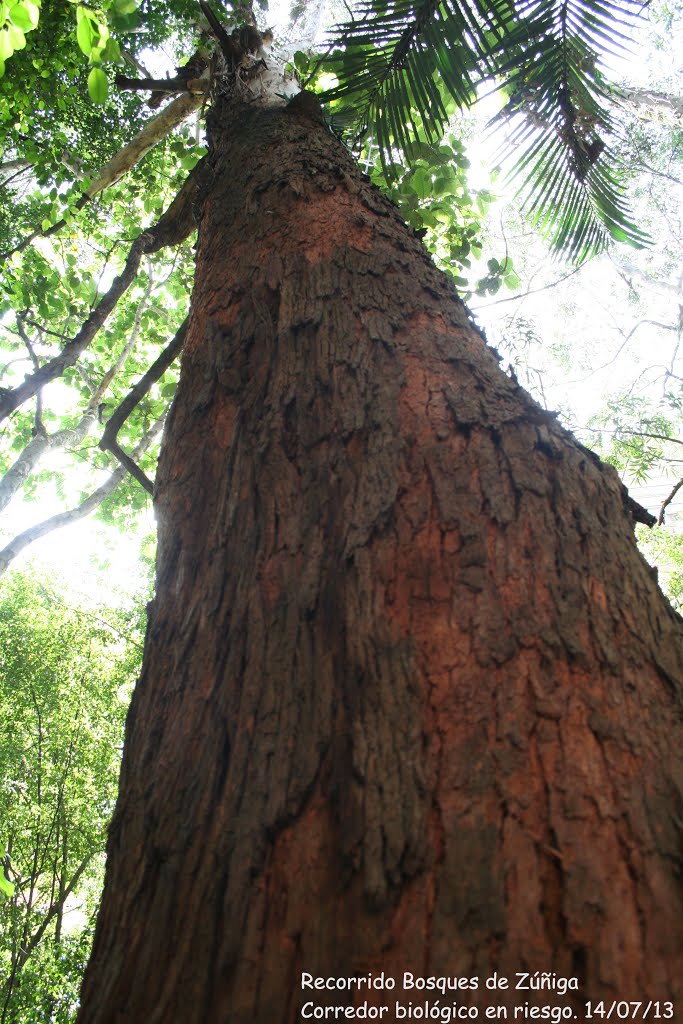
[319,0,535,170]
[318,0,651,262]
[490,0,651,259]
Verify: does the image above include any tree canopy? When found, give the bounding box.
[1,0,677,582]
[0,568,146,1023]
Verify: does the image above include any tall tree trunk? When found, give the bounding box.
[77,95,683,1023]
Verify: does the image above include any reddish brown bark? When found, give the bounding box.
[77,96,683,1023]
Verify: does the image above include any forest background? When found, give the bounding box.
[0,0,682,1018]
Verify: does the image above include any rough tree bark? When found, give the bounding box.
[77,94,683,1023]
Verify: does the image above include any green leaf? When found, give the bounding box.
[114,0,136,12]
[6,21,24,47]
[87,66,107,103]
[0,871,14,899]
[8,2,34,31]
[293,49,309,73]
[76,9,94,55]
[23,0,39,26]
[0,30,10,61]
[101,37,120,62]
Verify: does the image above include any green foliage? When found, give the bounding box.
[359,126,520,296]
[319,0,520,152]
[0,568,145,1022]
[364,133,485,291]
[0,0,41,78]
[588,390,680,484]
[0,0,128,100]
[1,929,92,1024]
[636,523,683,611]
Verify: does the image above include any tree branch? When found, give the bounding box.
[610,85,683,129]
[0,162,205,424]
[0,283,153,514]
[15,853,95,972]
[0,409,98,514]
[0,415,165,577]
[99,317,187,493]
[658,477,683,525]
[100,317,187,446]
[99,443,155,495]
[198,0,242,63]
[115,73,207,97]
[2,91,205,260]
[0,233,155,423]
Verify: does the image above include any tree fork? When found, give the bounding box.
[77,95,683,1022]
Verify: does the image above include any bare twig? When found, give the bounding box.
[659,477,683,525]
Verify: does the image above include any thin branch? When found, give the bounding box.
[615,428,683,448]
[659,478,683,525]
[0,416,165,577]
[468,263,584,310]
[99,317,187,493]
[15,314,45,436]
[561,319,678,386]
[580,424,683,448]
[37,586,145,651]
[0,284,154,514]
[14,853,95,972]
[19,319,71,342]
[94,273,153,400]
[634,158,683,188]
